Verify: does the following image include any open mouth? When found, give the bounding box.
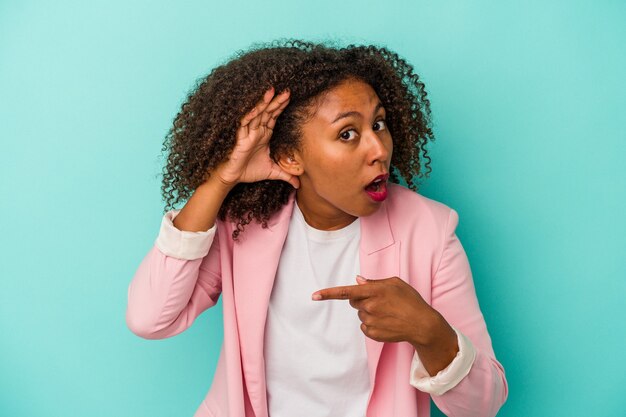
[364,174,389,202]
[365,178,384,192]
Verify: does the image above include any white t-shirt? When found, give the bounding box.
[263,200,369,417]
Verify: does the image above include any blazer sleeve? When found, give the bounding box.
[428,208,509,417]
[125,210,223,340]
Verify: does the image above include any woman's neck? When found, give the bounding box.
[295,191,358,231]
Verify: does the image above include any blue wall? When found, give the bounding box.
[1,1,624,415]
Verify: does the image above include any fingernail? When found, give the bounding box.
[312,293,322,301]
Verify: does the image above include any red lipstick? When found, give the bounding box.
[364,173,389,202]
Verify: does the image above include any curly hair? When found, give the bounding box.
[160,38,435,241]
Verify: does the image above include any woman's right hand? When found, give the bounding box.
[214,86,300,189]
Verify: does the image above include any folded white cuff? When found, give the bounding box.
[154,209,217,260]
[409,326,476,396]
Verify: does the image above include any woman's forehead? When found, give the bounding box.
[312,81,383,122]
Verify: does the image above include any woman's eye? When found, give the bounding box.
[373,119,387,131]
[340,129,357,141]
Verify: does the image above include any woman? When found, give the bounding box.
[126,39,508,417]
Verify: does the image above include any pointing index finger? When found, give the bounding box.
[312,284,370,301]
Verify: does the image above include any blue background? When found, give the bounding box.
[1,1,624,416]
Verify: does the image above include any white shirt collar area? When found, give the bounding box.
[293,199,360,242]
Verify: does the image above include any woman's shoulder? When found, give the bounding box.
[386,182,455,233]
[387,182,453,215]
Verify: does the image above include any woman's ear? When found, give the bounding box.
[277,153,303,176]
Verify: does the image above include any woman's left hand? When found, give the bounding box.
[312,275,459,375]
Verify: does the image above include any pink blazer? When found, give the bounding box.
[126,183,508,417]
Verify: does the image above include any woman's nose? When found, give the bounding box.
[365,131,391,165]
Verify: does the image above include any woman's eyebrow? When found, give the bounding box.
[331,102,385,124]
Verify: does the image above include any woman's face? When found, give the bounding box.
[283,78,393,231]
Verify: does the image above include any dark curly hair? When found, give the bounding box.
[160,38,435,241]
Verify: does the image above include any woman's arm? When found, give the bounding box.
[126,86,295,340]
[125,176,232,340]
[126,188,221,339]
[427,208,508,417]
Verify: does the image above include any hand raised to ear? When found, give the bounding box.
[214,86,300,189]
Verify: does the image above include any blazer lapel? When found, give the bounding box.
[233,191,296,417]
[359,198,400,392]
